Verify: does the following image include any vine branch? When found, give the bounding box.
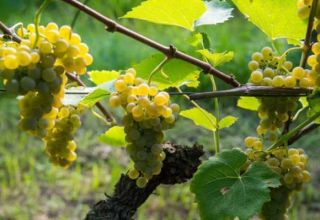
[188,85,312,100]
[0,21,21,43]
[60,0,240,88]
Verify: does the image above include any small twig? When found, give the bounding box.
[66,73,116,123]
[0,21,21,43]
[60,0,240,88]
[147,56,171,84]
[70,0,90,29]
[34,0,51,48]
[300,0,318,67]
[288,123,319,145]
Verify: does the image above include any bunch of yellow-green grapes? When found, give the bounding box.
[248,47,318,141]
[244,143,311,220]
[297,0,320,20]
[109,68,180,188]
[44,105,83,168]
[0,22,92,137]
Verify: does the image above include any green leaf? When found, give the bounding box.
[180,107,217,131]
[198,49,234,67]
[122,0,206,31]
[134,54,200,90]
[299,97,309,108]
[191,149,281,220]
[237,96,260,111]
[195,1,233,27]
[232,0,307,42]
[218,116,238,129]
[88,70,120,85]
[98,126,127,147]
[80,88,110,108]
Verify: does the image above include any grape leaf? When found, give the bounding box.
[98,126,127,147]
[232,0,307,42]
[133,54,200,90]
[237,96,259,111]
[218,116,238,129]
[195,1,233,27]
[88,70,120,86]
[81,88,110,108]
[198,49,234,67]
[122,0,206,31]
[180,107,217,131]
[190,149,281,220]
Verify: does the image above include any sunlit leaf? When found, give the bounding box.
[237,96,260,111]
[88,70,120,86]
[195,1,233,27]
[180,107,217,131]
[198,49,234,67]
[218,116,238,129]
[191,149,281,220]
[98,126,127,147]
[123,0,206,31]
[134,54,200,90]
[63,87,96,106]
[232,0,307,43]
[81,88,110,108]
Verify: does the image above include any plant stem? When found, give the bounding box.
[210,75,220,154]
[267,111,320,151]
[70,0,91,29]
[300,0,318,67]
[60,0,240,87]
[33,0,51,48]
[147,57,170,85]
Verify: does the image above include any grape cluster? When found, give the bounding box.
[109,68,180,187]
[44,105,82,168]
[0,22,91,167]
[249,47,315,88]
[259,186,291,220]
[244,146,311,220]
[0,22,92,137]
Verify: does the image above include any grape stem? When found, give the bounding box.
[60,0,241,88]
[267,111,320,151]
[147,56,171,85]
[33,0,51,48]
[300,0,318,68]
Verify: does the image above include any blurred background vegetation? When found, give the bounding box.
[0,0,319,219]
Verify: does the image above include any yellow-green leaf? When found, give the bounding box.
[218,116,238,129]
[232,0,307,42]
[98,126,127,147]
[134,54,200,90]
[122,0,207,31]
[198,49,234,67]
[237,96,260,111]
[88,70,120,85]
[80,88,110,108]
[180,107,217,131]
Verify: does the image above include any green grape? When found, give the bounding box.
[248,60,259,71]
[28,66,42,79]
[128,169,139,179]
[4,55,19,69]
[20,76,36,91]
[261,47,273,60]
[136,176,148,188]
[281,158,293,170]
[5,79,19,94]
[250,70,263,84]
[272,76,285,87]
[42,68,57,82]
[251,52,263,62]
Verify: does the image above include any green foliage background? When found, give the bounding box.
[0,0,319,219]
